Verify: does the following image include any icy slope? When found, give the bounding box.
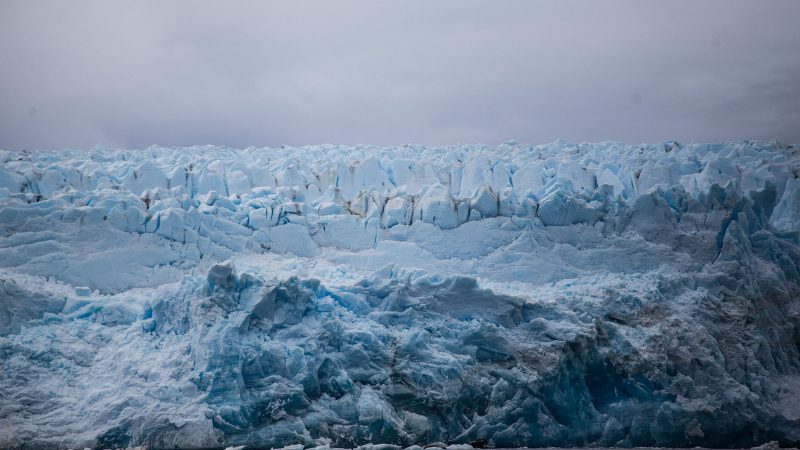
[1,141,799,449]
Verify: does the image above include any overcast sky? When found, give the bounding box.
[1,1,799,151]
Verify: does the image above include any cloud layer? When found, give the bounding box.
[1,0,799,150]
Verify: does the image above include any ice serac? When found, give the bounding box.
[0,140,799,449]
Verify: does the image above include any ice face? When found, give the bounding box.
[0,140,799,449]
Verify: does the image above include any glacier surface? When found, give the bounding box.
[0,140,799,449]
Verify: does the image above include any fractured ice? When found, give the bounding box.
[0,141,799,448]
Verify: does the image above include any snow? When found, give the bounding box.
[0,140,799,449]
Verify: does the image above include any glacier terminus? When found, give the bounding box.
[1,140,799,449]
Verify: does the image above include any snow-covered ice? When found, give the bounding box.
[0,140,799,448]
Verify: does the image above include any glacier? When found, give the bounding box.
[0,140,799,449]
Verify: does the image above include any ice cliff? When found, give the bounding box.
[0,140,799,449]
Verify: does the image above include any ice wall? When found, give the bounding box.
[0,140,799,449]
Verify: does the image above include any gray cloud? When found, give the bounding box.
[1,0,799,150]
